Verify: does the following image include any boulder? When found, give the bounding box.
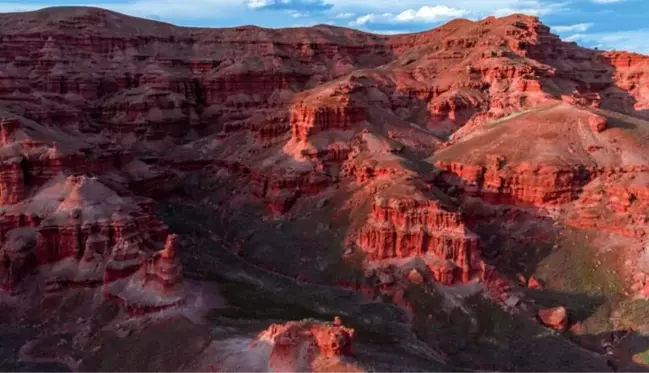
[407,269,424,285]
[538,306,568,332]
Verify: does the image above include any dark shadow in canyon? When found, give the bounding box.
[527,36,649,120]
[157,182,635,372]
[0,324,71,372]
[167,166,371,285]
[566,329,649,372]
[404,283,641,372]
[157,199,402,325]
[426,163,560,280]
[516,328,649,372]
[526,288,607,325]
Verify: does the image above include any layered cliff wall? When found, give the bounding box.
[0,174,185,313]
[356,195,481,285]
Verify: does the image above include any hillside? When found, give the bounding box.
[1,6,649,372]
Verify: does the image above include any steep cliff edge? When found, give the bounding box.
[431,103,649,206]
[356,188,481,285]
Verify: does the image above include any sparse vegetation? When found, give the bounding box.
[158,201,454,370]
[634,349,649,367]
[615,300,649,331]
[404,285,474,354]
[612,299,649,368]
[532,229,624,335]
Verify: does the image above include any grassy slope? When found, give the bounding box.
[157,201,456,372]
[158,200,624,371]
[531,228,624,335]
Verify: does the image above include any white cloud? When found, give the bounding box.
[333,12,355,19]
[552,22,593,33]
[346,0,568,27]
[492,1,568,17]
[563,33,586,41]
[563,29,649,55]
[372,30,409,35]
[246,0,332,10]
[288,10,309,17]
[246,0,273,9]
[351,12,391,26]
[591,0,624,3]
[324,0,564,15]
[395,5,466,22]
[351,5,466,26]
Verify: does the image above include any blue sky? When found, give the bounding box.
[0,0,648,54]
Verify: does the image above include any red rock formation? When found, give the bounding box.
[528,276,543,289]
[565,171,649,238]
[435,160,591,206]
[407,268,424,285]
[589,115,607,133]
[0,175,185,313]
[252,319,355,371]
[106,234,185,314]
[290,101,365,142]
[249,169,330,216]
[538,306,568,332]
[429,104,647,209]
[0,159,26,205]
[602,51,649,115]
[6,8,624,224]
[147,234,183,289]
[0,227,37,293]
[357,195,481,284]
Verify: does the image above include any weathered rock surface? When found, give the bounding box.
[252,319,357,372]
[538,306,568,332]
[0,174,185,312]
[0,111,182,312]
[357,193,481,284]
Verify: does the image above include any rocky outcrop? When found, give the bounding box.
[106,234,185,315]
[602,51,649,115]
[538,306,568,332]
[588,115,607,133]
[98,90,200,138]
[435,159,592,206]
[0,175,185,312]
[249,169,331,216]
[0,114,140,207]
[0,112,184,313]
[252,319,356,372]
[290,101,365,142]
[357,196,481,284]
[0,227,37,292]
[0,159,26,205]
[565,171,649,238]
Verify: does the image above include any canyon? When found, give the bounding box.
[1,5,649,372]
